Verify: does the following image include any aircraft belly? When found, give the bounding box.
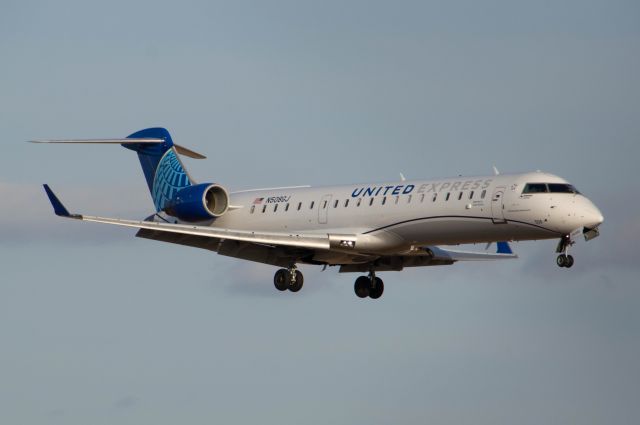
[376,217,557,245]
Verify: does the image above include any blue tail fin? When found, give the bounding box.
[123,128,193,212]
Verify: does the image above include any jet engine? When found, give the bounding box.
[164,183,229,222]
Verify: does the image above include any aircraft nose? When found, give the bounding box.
[582,201,604,229]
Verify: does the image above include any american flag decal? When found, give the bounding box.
[253,197,264,205]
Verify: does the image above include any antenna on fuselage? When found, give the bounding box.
[399,172,406,181]
[492,165,500,176]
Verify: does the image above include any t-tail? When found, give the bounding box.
[30,127,207,213]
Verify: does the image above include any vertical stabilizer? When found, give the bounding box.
[123,128,194,212]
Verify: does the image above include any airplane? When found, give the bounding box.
[34,127,604,299]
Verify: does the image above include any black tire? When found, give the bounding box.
[289,270,304,292]
[354,276,370,298]
[556,254,567,268]
[565,255,574,268]
[274,269,289,291]
[369,277,384,299]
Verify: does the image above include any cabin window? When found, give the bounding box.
[297,202,302,211]
[310,201,315,209]
[407,195,412,203]
[262,205,267,213]
[273,204,278,212]
[344,199,349,207]
[432,193,437,202]
[445,192,450,201]
[382,196,387,205]
[469,191,474,200]
[357,198,362,207]
[458,192,463,200]
[250,205,255,214]
[322,200,328,209]
[481,190,486,199]
[285,203,290,212]
[369,198,374,206]
[395,196,399,204]
[420,194,425,203]
[334,200,339,208]
[522,183,548,194]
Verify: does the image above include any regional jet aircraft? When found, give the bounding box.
[35,128,604,299]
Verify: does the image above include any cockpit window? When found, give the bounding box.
[548,183,579,194]
[523,183,580,194]
[522,183,548,193]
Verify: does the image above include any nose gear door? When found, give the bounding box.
[491,186,507,223]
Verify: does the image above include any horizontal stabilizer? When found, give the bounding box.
[29,139,206,159]
[29,138,164,144]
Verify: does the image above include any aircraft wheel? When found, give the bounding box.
[289,270,304,292]
[274,269,289,291]
[354,276,370,298]
[369,277,384,299]
[565,255,574,268]
[556,254,567,268]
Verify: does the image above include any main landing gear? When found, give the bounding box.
[354,271,384,300]
[274,266,304,292]
[556,234,575,268]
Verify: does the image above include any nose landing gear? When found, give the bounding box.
[556,235,575,268]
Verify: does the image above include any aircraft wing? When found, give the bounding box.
[427,242,518,261]
[44,185,517,269]
[43,185,330,250]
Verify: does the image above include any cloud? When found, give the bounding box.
[0,182,151,244]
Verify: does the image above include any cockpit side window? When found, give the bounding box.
[522,183,548,194]
[548,183,579,194]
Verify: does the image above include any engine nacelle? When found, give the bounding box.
[165,183,229,222]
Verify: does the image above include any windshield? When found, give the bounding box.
[522,183,580,194]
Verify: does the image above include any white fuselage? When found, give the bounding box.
[200,171,602,257]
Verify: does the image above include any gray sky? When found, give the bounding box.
[1,1,639,424]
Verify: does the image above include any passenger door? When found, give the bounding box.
[491,186,507,223]
[319,194,332,224]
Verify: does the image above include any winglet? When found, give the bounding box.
[496,241,513,254]
[43,184,72,217]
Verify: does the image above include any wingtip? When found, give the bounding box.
[43,184,71,217]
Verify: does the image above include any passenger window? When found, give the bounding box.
[382,196,387,205]
[322,200,327,209]
[469,191,474,200]
[297,202,302,211]
[407,195,412,203]
[458,192,463,200]
[334,200,339,208]
[369,198,374,206]
[310,201,315,209]
[446,192,450,201]
[357,198,362,207]
[432,193,437,202]
[344,199,349,207]
[262,205,267,213]
[273,204,278,212]
[481,190,486,199]
[285,203,290,211]
[420,194,425,203]
[395,196,399,204]
[250,205,255,214]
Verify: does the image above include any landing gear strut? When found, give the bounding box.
[354,270,384,299]
[556,235,575,268]
[274,266,304,292]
